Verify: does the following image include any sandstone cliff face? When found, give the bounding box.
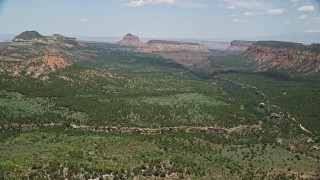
[139,40,208,53]
[119,33,143,46]
[137,40,209,64]
[227,40,255,51]
[118,33,209,64]
[245,41,320,74]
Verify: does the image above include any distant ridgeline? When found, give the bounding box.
[118,33,210,65]
[14,31,44,40]
[140,40,209,52]
[0,31,87,79]
[146,40,201,46]
[12,31,84,48]
[0,31,85,61]
[243,41,320,75]
[227,40,255,51]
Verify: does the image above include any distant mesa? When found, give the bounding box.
[119,33,143,46]
[146,40,202,46]
[14,31,44,40]
[227,40,255,51]
[251,41,304,49]
[11,31,84,48]
[140,40,209,53]
[245,41,320,74]
[0,31,86,62]
[138,40,209,64]
[118,33,210,64]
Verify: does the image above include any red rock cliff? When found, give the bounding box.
[119,33,143,46]
[245,41,320,74]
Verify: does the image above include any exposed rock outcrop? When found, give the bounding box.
[245,41,320,74]
[69,124,261,135]
[20,53,71,77]
[227,40,255,51]
[0,50,71,79]
[119,33,143,46]
[0,31,82,79]
[268,113,284,121]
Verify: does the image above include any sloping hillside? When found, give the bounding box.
[0,31,86,61]
[244,41,320,74]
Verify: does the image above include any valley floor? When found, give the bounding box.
[0,43,319,179]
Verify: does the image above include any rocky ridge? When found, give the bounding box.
[245,41,320,74]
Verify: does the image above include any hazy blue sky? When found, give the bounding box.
[0,0,320,39]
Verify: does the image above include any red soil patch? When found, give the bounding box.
[22,54,71,69]
[19,53,71,78]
